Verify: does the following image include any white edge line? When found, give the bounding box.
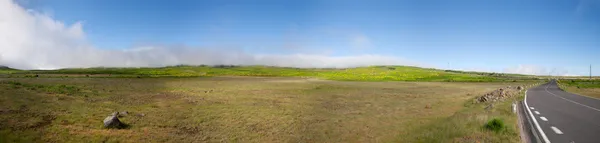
[550,126,563,134]
[525,89,551,143]
[545,82,600,112]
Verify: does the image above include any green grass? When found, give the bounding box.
[0,68,18,74]
[559,79,600,88]
[5,65,539,82]
[557,79,600,98]
[0,77,538,142]
[485,118,506,132]
[401,87,531,143]
[3,80,85,95]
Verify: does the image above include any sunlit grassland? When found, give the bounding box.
[0,77,537,142]
[5,65,538,82]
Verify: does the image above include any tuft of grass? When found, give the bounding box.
[485,118,505,132]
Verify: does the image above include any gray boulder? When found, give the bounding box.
[103,115,122,128]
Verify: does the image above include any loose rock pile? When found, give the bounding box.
[476,86,524,103]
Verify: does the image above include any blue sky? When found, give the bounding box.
[7,0,600,75]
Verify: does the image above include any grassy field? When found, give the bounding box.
[1,65,539,82]
[557,79,600,98]
[0,76,539,142]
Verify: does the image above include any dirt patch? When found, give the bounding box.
[0,106,56,130]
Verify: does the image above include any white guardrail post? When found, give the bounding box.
[512,102,517,113]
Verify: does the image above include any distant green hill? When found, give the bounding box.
[0,65,18,74]
[0,65,12,69]
[3,65,541,82]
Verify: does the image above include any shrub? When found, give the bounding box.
[485,118,505,132]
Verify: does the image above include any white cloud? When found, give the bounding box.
[503,65,547,75]
[562,74,582,77]
[0,0,421,70]
[502,65,577,76]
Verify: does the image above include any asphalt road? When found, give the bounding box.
[525,80,600,143]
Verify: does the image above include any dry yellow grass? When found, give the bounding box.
[0,77,531,142]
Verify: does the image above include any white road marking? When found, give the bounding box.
[551,126,563,134]
[530,107,535,110]
[535,111,540,115]
[524,90,551,143]
[540,117,548,121]
[545,84,600,112]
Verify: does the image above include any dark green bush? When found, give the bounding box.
[485,118,505,132]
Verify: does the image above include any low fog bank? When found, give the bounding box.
[0,0,420,70]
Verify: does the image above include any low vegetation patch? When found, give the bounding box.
[485,118,506,132]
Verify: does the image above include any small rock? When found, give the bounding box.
[136,113,145,117]
[485,104,494,110]
[103,115,122,128]
[425,104,432,109]
[120,111,129,116]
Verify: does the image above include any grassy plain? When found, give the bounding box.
[2,65,538,82]
[0,66,542,142]
[0,76,536,142]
